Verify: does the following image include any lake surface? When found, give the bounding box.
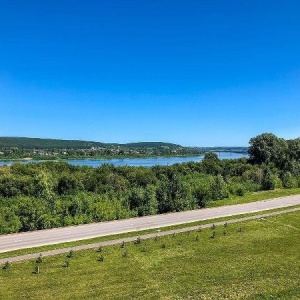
[0,152,247,167]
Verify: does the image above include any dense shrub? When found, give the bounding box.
[0,137,299,235]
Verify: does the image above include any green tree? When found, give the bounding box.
[211,175,228,200]
[156,175,191,213]
[202,152,222,175]
[281,172,297,188]
[0,207,22,234]
[262,169,276,190]
[189,174,214,207]
[287,138,300,161]
[248,133,288,168]
[32,171,55,200]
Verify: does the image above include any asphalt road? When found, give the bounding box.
[1,195,300,253]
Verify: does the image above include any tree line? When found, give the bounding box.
[0,133,299,234]
[0,137,201,159]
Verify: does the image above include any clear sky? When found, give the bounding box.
[0,0,300,146]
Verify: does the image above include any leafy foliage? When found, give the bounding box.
[0,133,299,234]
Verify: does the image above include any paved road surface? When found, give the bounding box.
[1,195,300,253]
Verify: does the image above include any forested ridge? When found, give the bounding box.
[0,133,299,235]
[0,137,183,149]
[0,137,199,159]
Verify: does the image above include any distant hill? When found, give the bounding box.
[0,137,108,149]
[196,146,249,154]
[121,142,183,149]
[0,137,183,150]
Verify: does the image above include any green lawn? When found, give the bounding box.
[207,187,300,207]
[1,211,300,299]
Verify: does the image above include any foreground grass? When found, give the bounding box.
[1,211,300,300]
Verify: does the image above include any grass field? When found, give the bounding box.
[206,187,300,207]
[1,211,300,299]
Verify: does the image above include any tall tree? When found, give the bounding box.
[248,133,288,168]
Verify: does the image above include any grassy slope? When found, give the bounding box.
[1,211,300,300]
[206,187,300,207]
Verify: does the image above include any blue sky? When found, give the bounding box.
[0,0,300,146]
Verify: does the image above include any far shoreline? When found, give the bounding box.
[0,153,205,162]
[0,150,250,162]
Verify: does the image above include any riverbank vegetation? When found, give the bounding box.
[0,133,299,235]
[1,210,299,299]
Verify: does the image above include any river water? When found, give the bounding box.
[0,152,247,167]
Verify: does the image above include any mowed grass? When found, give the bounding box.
[207,187,300,207]
[1,211,300,300]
